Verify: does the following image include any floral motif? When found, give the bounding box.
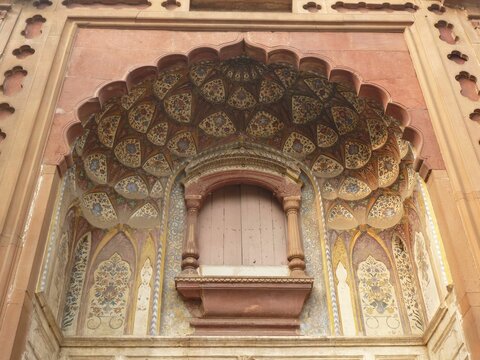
[304,77,332,101]
[283,132,316,158]
[81,192,118,222]
[128,103,155,133]
[98,115,121,148]
[357,255,402,336]
[395,132,409,158]
[142,153,171,177]
[86,253,131,335]
[259,80,284,103]
[62,234,91,334]
[190,63,213,86]
[312,154,344,177]
[199,112,236,137]
[75,129,90,156]
[147,122,168,146]
[378,156,399,187]
[164,92,192,123]
[150,179,164,198]
[317,124,338,147]
[366,117,388,150]
[331,106,359,135]
[227,87,256,110]
[291,95,322,124]
[84,153,108,184]
[114,138,142,168]
[114,175,149,199]
[153,72,182,100]
[341,91,366,114]
[392,236,424,334]
[130,202,159,222]
[247,111,284,138]
[167,131,196,157]
[200,79,225,104]
[344,140,371,169]
[121,87,146,109]
[338,176,371,200]
[273,65,297,88]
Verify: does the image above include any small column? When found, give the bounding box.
[283,195,306,277]
[181,195,202,274]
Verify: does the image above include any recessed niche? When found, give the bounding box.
[434,21,458,45]
[21,15,46,39]
[447,51,468,65]
[1,66,28,96]
[12,45,35,59]
[0,103,15,120]
[161,0,180,9]
[0,129,6,143]
[303,1,321,12]
[427,3,445,14]
[455,72,480,101]
[470,109,480,122]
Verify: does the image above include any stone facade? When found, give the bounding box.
[0,0,479,359]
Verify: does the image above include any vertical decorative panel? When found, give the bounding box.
[357,255,402,336]
[62,233,91,335]
[47,232,69,322]
[414,231,441,321]
[86,253,131,336]
[333,237,356,336]
[133,258,153,335]
[392,236,424,334]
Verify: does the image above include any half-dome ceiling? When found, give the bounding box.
[72,50,415,230]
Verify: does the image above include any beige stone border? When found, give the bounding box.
[0,4,478,359]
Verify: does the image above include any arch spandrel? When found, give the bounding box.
[63,40,422,231]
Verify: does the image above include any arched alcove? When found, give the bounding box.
[36,41,449,340]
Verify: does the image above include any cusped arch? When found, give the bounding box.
[48,40,437,231]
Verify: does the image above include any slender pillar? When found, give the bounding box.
[181,195,202,274]
[283,195,306,276]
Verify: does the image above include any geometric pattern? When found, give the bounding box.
[153,73,182,100]
[247,111,284,138]
[338,177,371,200]
[200,79,225,104]
[199,112,236,137]
[227,87,256,110]
[121,87,146,110]
[167,131,196,157]
[291,95,322,124]
[164,93,192,123]
[81,192,117,223]
[84,153,108,184]
[128,103,155,133]
[76,52,415,230]
[142,153,171,177]
[114,138,142,168]
[114,175,149,199]
[283,132,316,158]
[259,80,284,103]
[98,115,121,148]
[331,106,359,135]
[147,122,168,146]
[317,124,338,147]
[344,140,371,169]
[312,154,344,177]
